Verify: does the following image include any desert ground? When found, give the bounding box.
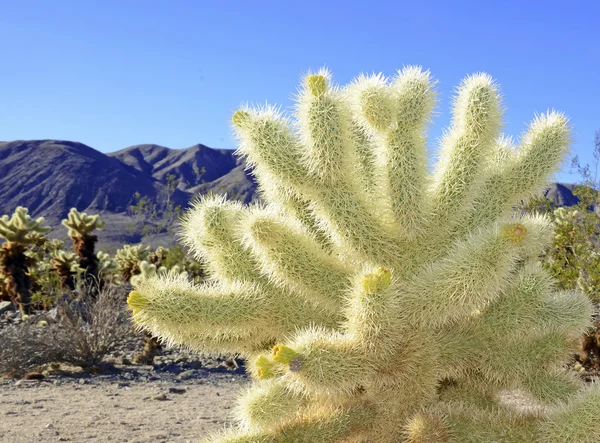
[1,369,246,443]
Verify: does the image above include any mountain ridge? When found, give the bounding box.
[0,139,256,249]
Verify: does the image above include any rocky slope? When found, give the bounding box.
[0,140,256,249]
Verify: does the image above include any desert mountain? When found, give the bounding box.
[109,143,241,191]
[0,140,256,249]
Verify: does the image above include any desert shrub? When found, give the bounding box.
[0,284,132,373]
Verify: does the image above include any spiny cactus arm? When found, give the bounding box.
[294,72,404,263]
[342,266,405,359]
[242,209,352,311]
[521,369,584,405]
[234,379,309,430]
[460,112,571,234]
[182,195,262,282]
[233,75,404,264]
[405,401,540,443]
[349,67,435,238]
[0,207,50,244]
[349,119,378,194]
[427,74,502,232]
[204,403,374,443]
[397,221,531,329]
[295,69,355,185]
[129,274,341,356]
[232,105,308,191]
[180,196,342,329]
[61,208,105,237]
[255,269,400,396]
[481,331,580,391]
[262,329,372,397]
[258,185,334,251]
[129,278,277,339]
[537,385,600,443]
[476,264,592,341]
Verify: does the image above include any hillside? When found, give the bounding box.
[0,140,256,249]
[109,143,240,191]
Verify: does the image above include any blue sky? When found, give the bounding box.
[1,0,598,182]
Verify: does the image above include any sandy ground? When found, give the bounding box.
[0,377,246,443]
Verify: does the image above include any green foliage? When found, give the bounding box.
[128,173,183,235]
[129,68,600,442]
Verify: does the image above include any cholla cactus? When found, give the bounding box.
[115,244,150,283]
[130,261,188,364]
[130,260,188,287]
[96,251,117,280]
[128,68,600,442]
[52,250,80,291]
[0,207,50,315]
[62,208,105,289]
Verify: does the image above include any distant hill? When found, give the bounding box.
[0,138,585,250]
[109,143,240,191]
[0,140,257,249]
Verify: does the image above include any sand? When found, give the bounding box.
[0,376,245,443]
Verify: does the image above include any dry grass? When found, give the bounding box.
[0,284,133,374]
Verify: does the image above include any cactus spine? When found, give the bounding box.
[0,207,50,315]
[129,68,600,442]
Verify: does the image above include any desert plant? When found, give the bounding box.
[62,208,105,291]
[0,207,50,315]
[115,244,150,283]
[0,284,133,374]
[52,250,80,291]
[128,68,600,442]
[130,261,188,364]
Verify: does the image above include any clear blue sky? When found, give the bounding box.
[1,0,598,182]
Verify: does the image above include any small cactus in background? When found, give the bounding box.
[129,68,600,442]
[62,208,105,290]
[96,251,117,281]
[0,207,50,315]
[130,260,188,287]
[52,251,79,291]
[115,244,150,283]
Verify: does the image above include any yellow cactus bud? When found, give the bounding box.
[272,344,299,364]
[362,267,392,293]
[376,267,391,290]
[255,355,276,379]
[405,414,449,442]
[362,273,378,293]
[232,109,251,128]
[127,290,147,315]
[307,74,327,97]
[501,223,528,243]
